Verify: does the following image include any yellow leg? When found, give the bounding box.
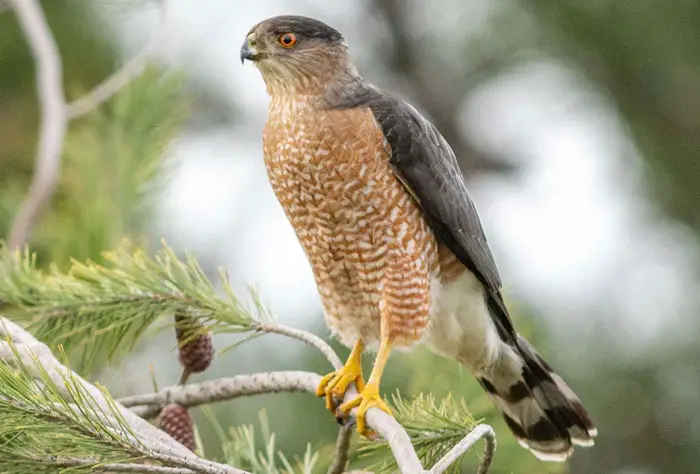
[316,339,366,412]
[337,337,393,438]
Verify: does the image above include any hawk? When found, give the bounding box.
[241,15,597,461]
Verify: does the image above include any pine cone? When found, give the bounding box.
[174,315,213,383]
[159,403,195,451]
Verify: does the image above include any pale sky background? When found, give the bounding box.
[100,0,700,368]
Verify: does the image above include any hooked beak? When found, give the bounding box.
[240,41,255,64]
[240,34,261,64]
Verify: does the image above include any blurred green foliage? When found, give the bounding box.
[517,2,700,473]
[526,1,700,234]
[0,0,117,242]
[39,68,189,266]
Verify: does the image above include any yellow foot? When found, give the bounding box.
[336,381,392,439]
[315,342,365,412]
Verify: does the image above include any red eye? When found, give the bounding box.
[278,33,297,48]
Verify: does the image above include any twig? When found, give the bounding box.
[7,0,169,248]
[327,426,353,474]
[7,0,68,249]
[0,317,495,473]
[427,424,496,474]
[255,322,343,370]
[119,371,320,418]
[132,320,350,474]
[0,316,247,474]
[91,464,194,474]
[65,0,169,119]
[26,456,197,474]
[120,372,495,473]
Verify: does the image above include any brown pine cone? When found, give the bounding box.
[174,315,214,384]
[159,403,195,451]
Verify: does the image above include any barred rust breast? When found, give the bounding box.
[262,98,463,348]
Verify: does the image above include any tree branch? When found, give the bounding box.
[91,464,194,474]
[25,457,198,474]
[327,426,353,474]
[120,372,495,473]
[427,424,496,474]
[0,316,248,474]
[65,0,169,119]
[7,0,170,248]
[255,322,343,370]
[255,323,350,474]
[0,300,495,473]
[119,370,320,419]
[7,0,68,249]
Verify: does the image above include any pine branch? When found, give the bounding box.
[124,373,351,474]
[8,457,196,474]
[168,385,351,474]
[119,373,496,473]
[430,425,495,474]
[357,393,495,474]
[120,371,318,419]
[0,241,339,373]
[0,316,246,474]
[0,243,496,472]
[0,241,262,372]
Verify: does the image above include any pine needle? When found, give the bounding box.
[220,410,320,474]
[40,67,190,267]
[357,392,481,474]
[0,240,273,373]
[0,340,147,473]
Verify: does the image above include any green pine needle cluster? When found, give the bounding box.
[208,409,319,474]
[38,67,190,267]
[0,240,273,373]
[357,392,481,474]
[0,343,146,473]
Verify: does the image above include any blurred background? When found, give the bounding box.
[2,0,699,473]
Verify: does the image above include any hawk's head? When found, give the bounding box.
[241,16,352,95]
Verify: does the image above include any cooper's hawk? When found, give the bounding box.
[241,15,597,461]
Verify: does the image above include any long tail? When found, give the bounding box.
[477,333,597,461]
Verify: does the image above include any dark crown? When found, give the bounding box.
[258,15,344,43]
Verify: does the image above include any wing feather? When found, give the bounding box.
[324,83,516,339]
[363,89,516,340]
